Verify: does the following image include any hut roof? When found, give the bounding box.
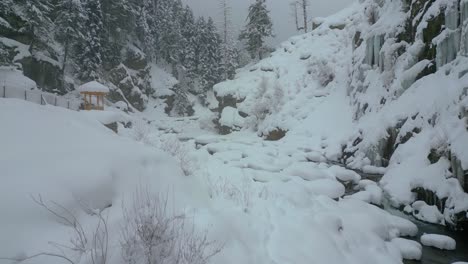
[78,81,110,93]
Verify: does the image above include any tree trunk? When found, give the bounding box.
[302,0,308,33]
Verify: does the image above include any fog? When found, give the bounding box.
[181,0,355,46]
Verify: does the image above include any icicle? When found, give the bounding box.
[373,35,382,66]
[434,4,460,68]
[445,5,459,30]
[364,34,385,68]
[461,0,468,24]
[365,37,374,65]
[461,1,468,55]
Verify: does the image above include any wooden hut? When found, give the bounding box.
[78,81,109,110]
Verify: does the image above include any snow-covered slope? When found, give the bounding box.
[1,98,425,264]
[214,0,468,228]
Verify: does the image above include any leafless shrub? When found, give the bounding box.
[251,78,284,127]
[308,59,335,87]
[205,173,252,213]
[159,135,197,176]
[133,120,151,143]
[121,188,222,264]
[1,195,109,264]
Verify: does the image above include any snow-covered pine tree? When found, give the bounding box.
[239,0,274,60]
[198,17,222,95]
[156,0,183,69]
[135,0,157,61]
[100,0,132,70]
[53,0,85,74]
[179,5,198,86]
[219,0,239,80]
[23,0,53,52]
[76,0,104,82]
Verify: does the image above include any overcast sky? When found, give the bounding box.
[181,0,355,46]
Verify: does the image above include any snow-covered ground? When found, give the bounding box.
[213,0,468,227]
[1,98,425,264]
[2,0,468,263]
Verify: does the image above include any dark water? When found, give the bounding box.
[345,170,468,264]
[391,209,468,264]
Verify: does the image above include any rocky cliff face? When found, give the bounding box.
[213,0,468,229]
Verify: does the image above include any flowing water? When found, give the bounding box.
[348,171,468,264]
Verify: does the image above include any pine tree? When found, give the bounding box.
[100,0,132,69]
[219,0,239,80]
[23,0,53,52]
[53,0,85,73]
[239,0,273,60]
[77,0,104,82]
[198,17,222,94]
[135,0,157,61]
[179,6,198,83]
[156,0,183,67]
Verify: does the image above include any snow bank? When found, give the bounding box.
[0,99,202,263]
[421,234,457,250]
[0,66,36,90]
[219,106,245,128]
[150,63,178,96]
[391,238,422,260]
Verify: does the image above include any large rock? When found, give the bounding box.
[19,56,65,94]
[108,64,149,111]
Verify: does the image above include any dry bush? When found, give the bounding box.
[121,188,222,264]
[251,78,284,126]
[133,120,151,143]
[206,174,253,213]
[1,195,109,264]
[159,135,198,176]
[308,59,335,87]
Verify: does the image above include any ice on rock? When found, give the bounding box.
[436,3,463,68]
[462,2,468,55]
[421,234,456,250]
[391,238,422,260]
[365,35,385,68]
[283,162,332,181]
[328,165,361,183]
[412,201,444,224]
[219,106,246,128]
[345,182,383,205]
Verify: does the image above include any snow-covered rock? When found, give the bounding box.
[391,238,422,260]
[420,234,457,250]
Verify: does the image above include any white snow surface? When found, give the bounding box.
[0,66,37,90]
[0,98,420,264]
[213,0,468,220]
[77,81,110,93]
[391,238,422,260]
[420,234,457,250]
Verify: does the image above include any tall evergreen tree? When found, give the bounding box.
[219,0,239,80]
[239,0,273,60]
[23,0,53,52]
[198,17,222,93]
[179,5,198,83]
[100,0,132,69]
[135,0,157,61]
[77,0,104,81]
[53,0,85,73]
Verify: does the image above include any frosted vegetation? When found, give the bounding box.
[1,0,468,264]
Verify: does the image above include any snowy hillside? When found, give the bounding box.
[214,0,468,229]
[2,0,468,263]
[0,98,427,264]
